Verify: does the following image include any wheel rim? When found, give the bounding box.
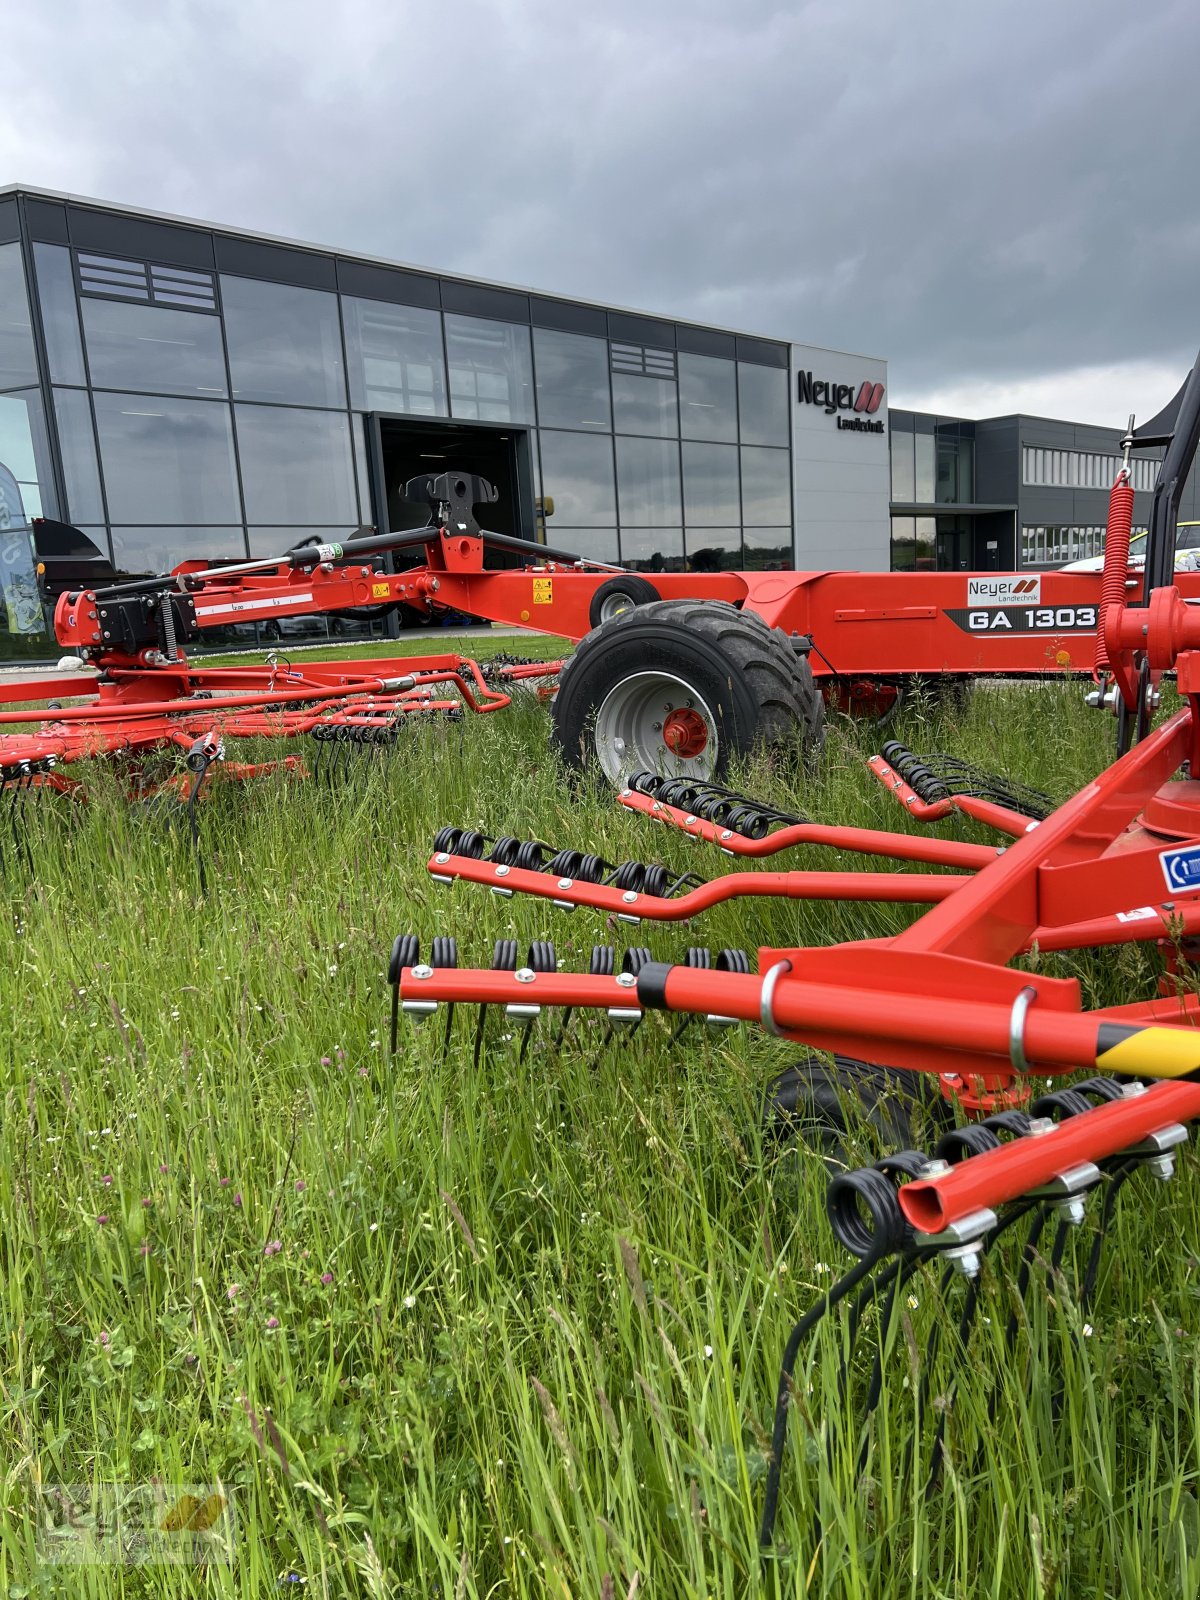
[593,671,719,783]
[598,590,639,623]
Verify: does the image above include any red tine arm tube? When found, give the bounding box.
[900,1081,1200,1233]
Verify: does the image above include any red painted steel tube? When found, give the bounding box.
[867,756,1037,838]
[429,854,970,918]
[899,1080,1200,1233]
[0,674,510,726]
[1033,901,1200,951]
[400,968,641,1009]
[645,959,1200,1082]
[951,794,1042,837]
[618,789,999,869]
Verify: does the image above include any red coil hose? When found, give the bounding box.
[1094,470,1134,677]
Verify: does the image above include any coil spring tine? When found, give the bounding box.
[429,936,458,1053]
[758,1251,885,1549]
[518,942,557,1061]
[640,864,669,898]
[669,948,713,1042]
[474,939,519,1066]
[388,934,420,1053]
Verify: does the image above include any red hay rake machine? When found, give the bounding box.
[0,475,568,874]
[384,352,1200,1544]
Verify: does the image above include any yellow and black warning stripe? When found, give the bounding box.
[1096,1022,1200,1080]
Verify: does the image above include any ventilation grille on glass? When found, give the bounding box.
[610,343,676,380]
[76,253,218,313]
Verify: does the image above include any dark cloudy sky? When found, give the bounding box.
[6,0,1199,423]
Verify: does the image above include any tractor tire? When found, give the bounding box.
[762,1054,951,1157]
[588,575,661,629]
[551,599,825,783]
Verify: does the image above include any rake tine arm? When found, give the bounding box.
[867,755,1036,838]
[427,851,969,919]
[618,786,999,870]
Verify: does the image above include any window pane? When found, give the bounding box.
[890,426,915,500]
[539,429,616,525]
[533,328,610,431]
[352,414,372,523]
[615,435,681,526]
[545,527,619,565]
[914,432,935,501]
[342,296,447,416]
[935,438,958,504]
[247,525,359,557]
[235,404,356,525]
[686,527,742,570]
[620,527,685,572]
[958,439,974,502]
[0,389,58,521]
[890,515,915,570]
[737,362,788,447]
[111,526,249,575]
[740,445,790,525]
[743,528,793,570]
[0,243,38,390]
[682,441,739,526]
[445,314,533,424]
[53,388,105,524]
[33,243,87,386]
[678,352,737,443]
[222,275,347,407]
[81,296,228,398]
[915,515,936,569]
[93,392,240,523]
[611,372,677,437]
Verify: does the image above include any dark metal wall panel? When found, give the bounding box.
[67,206,215,268]
[0,196,20,243]
[440,279,530,322]
[973,417,1019,506]
[335,257,440,309]
[529,295,607,336]
[23,198,69,243]
[215,234,336,289]
[675,323,735,359]
[607,310,675,348]
[735,334,788,368]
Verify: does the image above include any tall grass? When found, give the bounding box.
[0,681,1197,1597]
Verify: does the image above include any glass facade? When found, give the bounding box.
[889,415,979,569]
[0,192,799,655]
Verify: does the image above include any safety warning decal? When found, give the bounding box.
[532,578,553,604]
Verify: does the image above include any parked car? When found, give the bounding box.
[1062,521,1200,572]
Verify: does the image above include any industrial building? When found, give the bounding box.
[1,184,1195,655]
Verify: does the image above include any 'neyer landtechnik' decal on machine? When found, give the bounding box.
[946,571,1097,634]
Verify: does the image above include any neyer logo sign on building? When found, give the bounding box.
[797,371,885,433]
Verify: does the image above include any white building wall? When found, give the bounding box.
[789,342,890,571]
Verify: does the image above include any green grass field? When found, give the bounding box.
[2,675,1198,1598]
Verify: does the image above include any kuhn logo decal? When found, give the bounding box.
[967,576,1041,607]
[797,371,886,434]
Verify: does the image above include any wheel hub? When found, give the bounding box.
[661,707,709,758]
[593,671,720,782]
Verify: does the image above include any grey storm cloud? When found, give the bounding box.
[5,0,1200,399]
